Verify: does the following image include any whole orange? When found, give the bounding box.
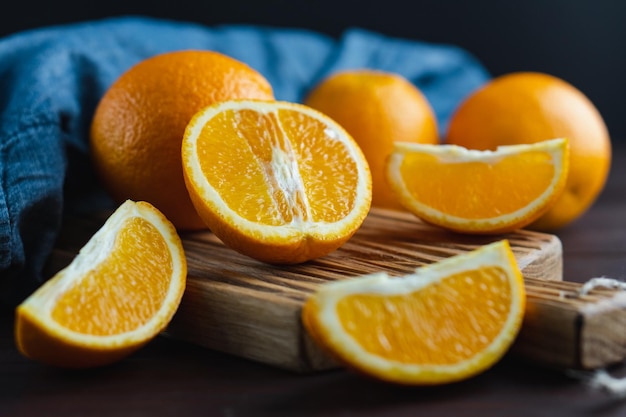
[446,72,611,231]
[304,70,439,210]
[90,50,275,230]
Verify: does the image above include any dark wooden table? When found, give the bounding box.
[3,144,626,417]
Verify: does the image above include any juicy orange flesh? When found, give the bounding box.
[400,151,555,218]
[51,218,172,336]
[336,266,512,365]
[196,108,360,225]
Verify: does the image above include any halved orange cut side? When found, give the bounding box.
[15,200,187,368]
[385,138,569,234]
[302,240,526,385]
[181,99,372,264]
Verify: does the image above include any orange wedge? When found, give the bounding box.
[302,240,526,385]
[385,138,569,234]
[181,99,372,264]
[15,200,187,368]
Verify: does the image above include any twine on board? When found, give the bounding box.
[578,277,626,297]
[567,276,626,398]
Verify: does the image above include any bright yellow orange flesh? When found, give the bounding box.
[338,267,512,364]
[386,138,569,233]
[182,100,372,264]
[50,218,172,335]
[302,240,526,385]
[15,200,187,368]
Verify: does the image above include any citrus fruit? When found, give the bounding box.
[15,200,187,368]
[302,239,526,385]
[304,69,438,210]
[385,138,569,234]
[181,99,372,264]
[90,50,275,231]
[446,71,611,231]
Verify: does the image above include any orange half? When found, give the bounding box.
[181,99,372,264]
[385,138,569,233]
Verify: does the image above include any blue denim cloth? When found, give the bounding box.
[0,16,489,308]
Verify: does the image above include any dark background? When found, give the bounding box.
[1,0,625,141]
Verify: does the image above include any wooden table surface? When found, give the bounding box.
[2,144,626,417]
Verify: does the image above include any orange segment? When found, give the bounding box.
[182,100,372,264]
[302,240,526,385]
[385,138,569,233]
[445,72,611,231]
[15,200,187,368]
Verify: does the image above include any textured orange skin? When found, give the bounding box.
[90,50,275,230]
[305,70,439,210]
[446,72,611,231]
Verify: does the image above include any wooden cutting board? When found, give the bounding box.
[50,208,626,372]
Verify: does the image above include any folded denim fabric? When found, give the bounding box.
[0,16,489,308]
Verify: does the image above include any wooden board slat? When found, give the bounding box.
[52,208,626,372]
[514,278,626,370]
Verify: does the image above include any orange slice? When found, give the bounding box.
[302,240,526,385]
[181,99,372,264]
[15,200,187,368]
[385,138,569,234]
